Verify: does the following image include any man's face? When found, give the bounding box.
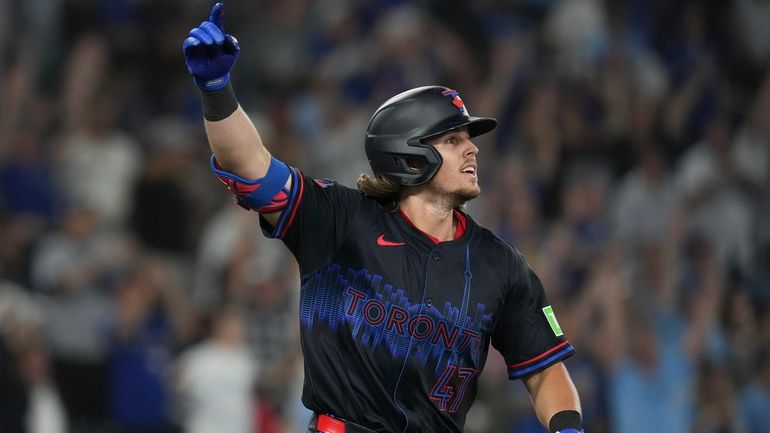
[424,127,480,206]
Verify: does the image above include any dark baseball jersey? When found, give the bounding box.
[259,167,575,433]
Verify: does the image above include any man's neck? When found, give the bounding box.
[399,195,457,242]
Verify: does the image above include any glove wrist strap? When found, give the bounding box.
[195,72,230,91]
[201,81,238,121]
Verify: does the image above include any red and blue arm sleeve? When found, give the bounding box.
[210,155,291,213]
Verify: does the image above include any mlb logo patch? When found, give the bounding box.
[441,89,468,115]
[313,178,335,188]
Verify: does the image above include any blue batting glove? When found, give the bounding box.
[182,3,240,91]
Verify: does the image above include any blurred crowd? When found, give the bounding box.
[1,0,769,433]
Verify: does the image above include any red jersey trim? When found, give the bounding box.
[277,169,305,239]
[399,209,467,244]
[508,340,572,369]
[453,209,467,240]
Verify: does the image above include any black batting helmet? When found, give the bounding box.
[365,86,497,186]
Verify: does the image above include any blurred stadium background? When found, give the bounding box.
[1,0,769,432]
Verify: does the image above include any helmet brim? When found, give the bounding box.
[418,116,498,143]
[467,116,498,138]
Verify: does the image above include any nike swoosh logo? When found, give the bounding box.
[376,234,405,247]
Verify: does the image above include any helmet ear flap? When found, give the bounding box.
[401,156,427,172]
[366,144,443,186]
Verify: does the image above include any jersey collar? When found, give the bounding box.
[397,208,469,245]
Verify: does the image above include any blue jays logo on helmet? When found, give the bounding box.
[441,89,468,115]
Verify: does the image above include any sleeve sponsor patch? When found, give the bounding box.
[542,305,563,337]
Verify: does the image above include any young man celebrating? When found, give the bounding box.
[183,4,583,433]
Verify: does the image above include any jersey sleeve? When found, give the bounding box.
[491,253,575,380]
[259,167,363,274]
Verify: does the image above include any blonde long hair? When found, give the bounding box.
[356,172,470,212]
[356,173,402,211]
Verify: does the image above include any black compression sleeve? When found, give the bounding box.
[202,82,238,121]
[549,410,583,433]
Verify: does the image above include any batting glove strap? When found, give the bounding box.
[195,72,230,92]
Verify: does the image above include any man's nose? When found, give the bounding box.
[464,139,479,157]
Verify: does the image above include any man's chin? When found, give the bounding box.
[453,187,480,207]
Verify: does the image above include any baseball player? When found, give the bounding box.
[183,4,583,433]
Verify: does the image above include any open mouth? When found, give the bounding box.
[460,166,477,177]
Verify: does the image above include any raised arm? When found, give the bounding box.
[183,3,289,224]
[204,109,270,180]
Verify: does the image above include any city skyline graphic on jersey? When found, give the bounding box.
[300,252,493,375]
